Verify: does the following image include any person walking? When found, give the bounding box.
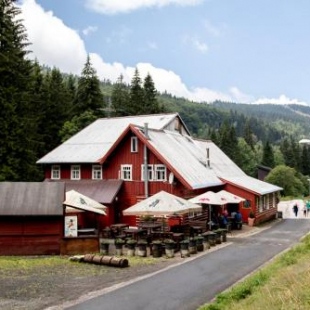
[293,204,299,217]
[303,204,307,217]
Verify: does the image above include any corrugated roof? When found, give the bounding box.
[193,139,282,195]
[37,113,180,164]
[145,130,223,189]
[60,180,123,204]
[193,139,246,178]
[0,182,65,216]
[223,176,283,195]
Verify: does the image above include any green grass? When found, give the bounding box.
[198,234,310,310]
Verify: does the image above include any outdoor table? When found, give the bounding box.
[190,225,203,236]
[110,223,129,238]
[124,228,147,240]
[139,223,162,234]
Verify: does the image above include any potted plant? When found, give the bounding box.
[188,237,197,254]
[213,229,222,244]
[179,239,190,258]
[126,239,137,257]
[151,240,163,258]
[164,239,175,258]
[100,240,110,255]
[115,238,125,256]
[216,228,228,242]
[137,239,148,257]
[194,235,204,252]
[248,211,255,227]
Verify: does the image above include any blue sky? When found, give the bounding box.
[19,0,310,105]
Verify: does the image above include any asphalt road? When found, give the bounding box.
[66,219,310,310]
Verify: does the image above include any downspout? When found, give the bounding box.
[144,123,149,198]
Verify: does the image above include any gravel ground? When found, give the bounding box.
[0,249,184,310]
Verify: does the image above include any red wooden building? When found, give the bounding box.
[37,113,282,227]
[0,182,64,255]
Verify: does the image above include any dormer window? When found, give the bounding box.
[131,136,138,153]
[71,165,80,180]
[51,165,60,180]
[92,165,102,180]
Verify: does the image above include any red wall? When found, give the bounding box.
[0,216,63,255]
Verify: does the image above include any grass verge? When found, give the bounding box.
[198,234,310,310]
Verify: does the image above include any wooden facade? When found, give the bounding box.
[0,216,63,255]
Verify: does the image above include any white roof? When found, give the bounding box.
[193,139,246,178]
[217,190,245,203]
[37,113,180,164]
[64,190,107,215]
[189,191,225,205]
[146,130,223,189]
[123,190,202,216]
[223,176,282,195]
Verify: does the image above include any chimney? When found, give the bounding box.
[206,147,210,168]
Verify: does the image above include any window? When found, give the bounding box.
[121,165,132,181]
[71,165,80,180]
[131,136,138,153]
[92,165,102,180]
[141,165,154,181]
[155,165,167,181]
[51,165,60,180]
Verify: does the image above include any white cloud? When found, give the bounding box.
[85,0,204,15]
[192,38,208,53]
[20,0,87,75]
[203,20,221,37]
[82,26,98,36]
[252,95,308,106]
[20,0,304,107]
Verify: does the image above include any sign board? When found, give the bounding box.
[64,215,78,237]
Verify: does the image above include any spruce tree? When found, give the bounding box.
[143,73,160,114]
[0,0,41,180]
[128,68,144,115]
[75,55,104,116]
[261,140,275,168]
[111,74,129,116]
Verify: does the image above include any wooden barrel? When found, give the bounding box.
[110,256,129,268]
[92,255,103,264]
[101,256,113,265]
[83,254,95,263]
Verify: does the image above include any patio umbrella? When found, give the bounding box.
[188,191,225,205]
[216,190,245,204]
[189,191,225,230]
[64,190,107,215]
[123,191,202,217]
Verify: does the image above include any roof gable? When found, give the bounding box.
[37,113,184,164]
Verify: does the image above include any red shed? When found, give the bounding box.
[0,182,65,255]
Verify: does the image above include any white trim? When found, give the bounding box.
[121,164,132,181]
[141,164,154,181]
[154,164,167,181]
[71,165,81,180]
[131,136,138,153]
[51,165,60,180]
[92,165,102,180]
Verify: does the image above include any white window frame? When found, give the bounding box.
[121,165,132,181]
[131,136,138,153]
[92,165,102,180]
[71,165,81,180]
[141,164,154,181]
[51,165,60,180]
[154,164,167,181]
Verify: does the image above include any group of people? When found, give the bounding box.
[212,209,242,229]
[292,202,310,218]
